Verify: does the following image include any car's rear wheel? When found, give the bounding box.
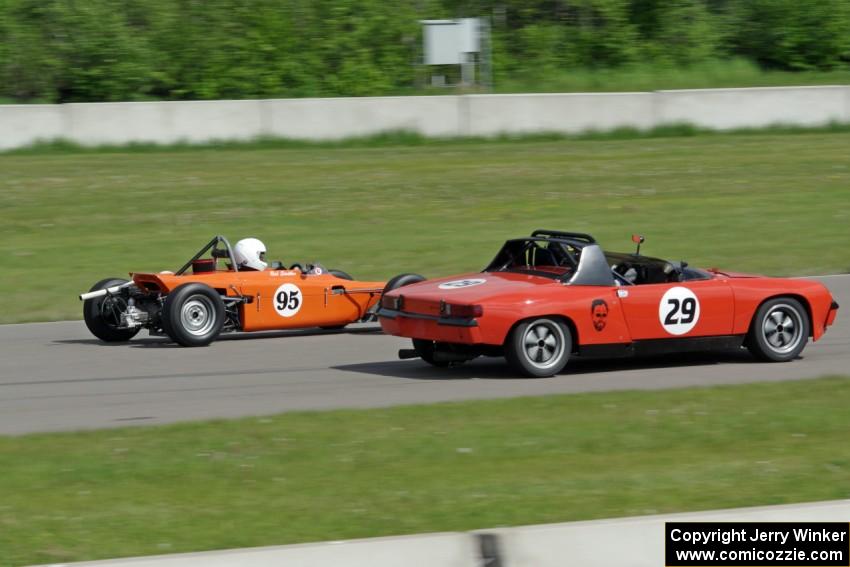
[83,278,140,343]
[747,297,809,362]
[376,273,426,326]
[162,283,225,347]
[505,317,571,377]
[382,273,426,295]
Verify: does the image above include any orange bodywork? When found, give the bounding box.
[132,268,384,332]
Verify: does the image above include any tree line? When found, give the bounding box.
[1,0,848,103]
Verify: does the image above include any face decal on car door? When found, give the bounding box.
[591,299,609,331]
[659,286,700,335]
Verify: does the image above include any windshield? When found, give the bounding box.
[484,238,580,279]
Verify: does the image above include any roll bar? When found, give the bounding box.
[176,235,239,275]
[530,229,596,244]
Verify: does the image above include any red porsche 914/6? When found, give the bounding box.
[377,230,839,377]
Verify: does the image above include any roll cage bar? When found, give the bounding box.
[483,229,614,286]
[176,235,240,275]
[529,229,596,244]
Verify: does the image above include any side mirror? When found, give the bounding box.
[631,234,645,255]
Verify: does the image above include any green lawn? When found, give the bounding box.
[0,376,848,566]
[492,60,850,94]
[1,130,849,323]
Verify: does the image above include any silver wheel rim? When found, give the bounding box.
[180,296,217,337]
[762,303,803,354]
[521,319,565,369]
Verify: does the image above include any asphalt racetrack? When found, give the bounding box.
[1,276,846,435]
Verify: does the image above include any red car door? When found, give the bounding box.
[618,279,735,340]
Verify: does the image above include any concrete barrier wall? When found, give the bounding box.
[31,499,850,567]
[490,499,850,567]
[2,86,850,150]
[0,104,65,149]
[64,100,267,145]
[35,532,480,567]
[655,85,850,129]
[264,96,461,140]
[464,92,656,135]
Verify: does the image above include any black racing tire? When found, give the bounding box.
[746,297,810,362]
[382,273,426,294]
[161,283,225,347]
[504,317,571,378]
[83,278,140,343]
[412,338,451,367]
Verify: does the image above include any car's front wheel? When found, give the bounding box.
[747,297,810,362]
[505,317,571,377]
[162,283,225,347]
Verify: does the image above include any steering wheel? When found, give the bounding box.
[611,264,635,286]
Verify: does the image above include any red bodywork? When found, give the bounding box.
[379,270,838,355]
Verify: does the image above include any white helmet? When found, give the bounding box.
[233,238,267,271]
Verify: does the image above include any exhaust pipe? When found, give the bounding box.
[79,281,133,301]
[398,348,420,360]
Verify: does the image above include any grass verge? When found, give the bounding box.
[5,122,850,156]
[0,376,848,566]
[493,59,850,94]
[1,128,849,323]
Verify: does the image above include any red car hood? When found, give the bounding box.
[389,271,561,304]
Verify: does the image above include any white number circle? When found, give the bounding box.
[438,278,486,290]
[273,283,303,318]
[659,286,700,335]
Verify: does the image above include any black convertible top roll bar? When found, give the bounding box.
[530,229,596,244]
[176,235,239,275]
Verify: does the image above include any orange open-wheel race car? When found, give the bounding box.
[79,235,422,346]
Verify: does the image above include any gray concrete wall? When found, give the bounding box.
[2,86,850,150]
[0,104,65,150]
[263,96,461,139]
[655,85,850,129]
[490,499,850,567]
[464,92,656,135]
[28,532,480,567]
[30,499,850,567]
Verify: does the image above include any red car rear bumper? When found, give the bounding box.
[378,308,484,343]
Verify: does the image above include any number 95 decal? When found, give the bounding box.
[273,283,302,318]
[659,286,700,335]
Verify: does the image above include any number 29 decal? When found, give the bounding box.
[658,286,700,335]
[273,283,303,318]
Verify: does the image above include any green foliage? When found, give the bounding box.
[646,0,723,65]
[726,0,850,70]
[0,0,848,102]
